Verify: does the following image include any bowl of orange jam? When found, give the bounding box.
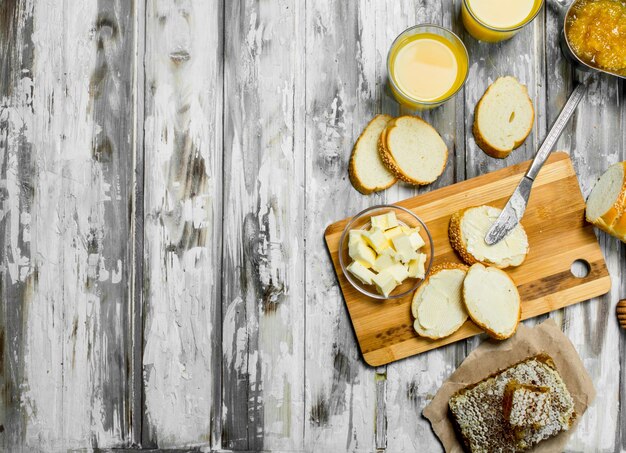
[564,0,626,77]
[387,25,469,110]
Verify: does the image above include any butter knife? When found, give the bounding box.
[485,76,592,245]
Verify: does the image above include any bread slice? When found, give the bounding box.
[463,263,521,340]
[378,116,448,186]
[449,205,529,269]
[585,161,626,243]
[411,262,469,340]
[349,114,397,194]
[473,76,534,159]
[449,354,576,452]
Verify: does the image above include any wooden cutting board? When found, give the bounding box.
[325,152,611,367]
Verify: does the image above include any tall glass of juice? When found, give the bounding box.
[387,25,469,110]
[462,0,544,42]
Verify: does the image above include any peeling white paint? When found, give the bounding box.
[142,0,220,448]
[220,0,305,450]
[14,0,133,449]
[1,1,623,452]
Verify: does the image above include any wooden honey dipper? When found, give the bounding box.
[617,300,626,328]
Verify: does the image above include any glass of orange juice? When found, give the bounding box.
[387,25,469,110]
[462,0,544,42]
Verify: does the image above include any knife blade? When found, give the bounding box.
[484,76,592,246]
[484,176,533,245]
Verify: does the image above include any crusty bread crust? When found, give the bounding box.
[473,78,535,159]
[349,114,396,194]
[378,115,448,185]
[428,261,470,275]
[448,208,479,266]
[463,265,521,340]
[448,206,528,268]
[586,161,626,243]
[411,262,469,340]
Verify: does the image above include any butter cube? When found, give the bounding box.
[348,237,372,266]
[364,228,392,254]
[348,235,369,258]
[372,270,397,297]
[347,261,376,285]
[349,242,376,268]
[380,247,399,261]
[348,229,368,247]
[407,253,427,279]
[384,226,404,241]
[387,262,409,284]
[401,224,420,233]
[370,214,388,231]
[392,234,418,263]
[373,254,396,273]
[409,231,425,250]
[383,212,398,229]
[370,212,398,230]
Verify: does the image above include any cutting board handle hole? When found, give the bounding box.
[571,259,591,278]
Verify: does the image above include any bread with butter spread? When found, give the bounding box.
[463,263,521,340]
[449,205,529,269]
[411,262,469,339]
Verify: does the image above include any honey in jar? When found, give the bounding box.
[566,0,626,75]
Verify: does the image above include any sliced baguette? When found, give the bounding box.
[411,262,469,340]
[449,205,528,269]
[349,114,397,194]
[378,115,448,186]
[463,263,521,340]
[585,161,626,243]
[473,76,534,159]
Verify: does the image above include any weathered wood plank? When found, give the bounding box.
[304,2,378,451]
[543,4,624,453]
[87,0,137,446]
[557,75,624,453]
[0,0,36,448]
[371,1,467,451]
[221,0,305,450]
[142,0,222,448]
[0,0,136,449]
[131,0,146,446]
[461,0,548,379]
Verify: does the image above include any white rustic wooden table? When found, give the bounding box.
[0,0,624,452]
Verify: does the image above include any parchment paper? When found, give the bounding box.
[423,319,596,453]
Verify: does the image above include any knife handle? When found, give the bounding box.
[525,76,592,181]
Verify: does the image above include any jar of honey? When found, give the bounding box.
[462,0,544,42]
[387,25,469,110]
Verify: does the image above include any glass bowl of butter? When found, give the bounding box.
[339,205,434,300]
